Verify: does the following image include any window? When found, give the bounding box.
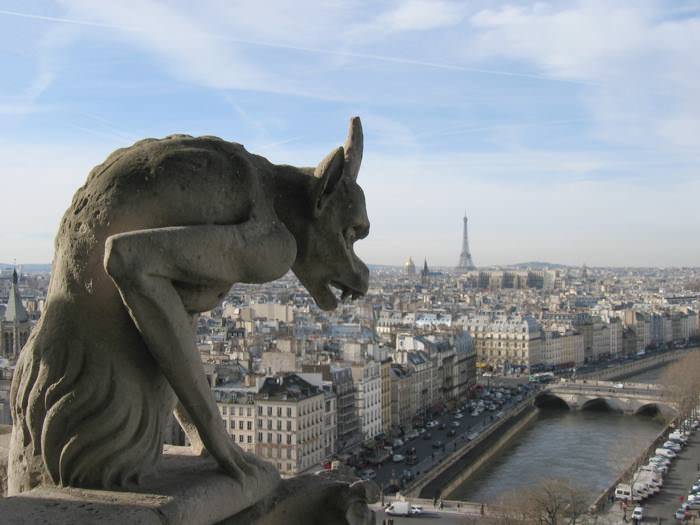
[258,419,262,428]
[238,435,244,443]
[247,421,252,430]
[287,407,292,417]
[221,406,227,415]
[239,421,244,430]
[277,407,282,417]
[258,432,263,442]
[267,433,272,443]
[229,420,235,429]
[286,421,292,431]
[267,407,272,416]
[247,435,252,443]
[277,420,282,430]
[277,434,282,444]
[246,407,252,417]
[267,420,272,430]
[239,407,244,416]
[258,406,262,415]
[287,434,292,444]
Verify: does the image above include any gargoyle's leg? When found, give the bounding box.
[103,224,294,483]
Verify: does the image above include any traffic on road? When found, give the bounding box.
[350,381,538,492]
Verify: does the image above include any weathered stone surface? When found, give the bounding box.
[0,449,379,524]
[223,473,378,525]
[7,116,371,521]
[1,425,10,497]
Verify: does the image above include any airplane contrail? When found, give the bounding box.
[0,8,595,87]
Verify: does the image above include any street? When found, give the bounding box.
[640,427,700,522]
[370,382,536,492]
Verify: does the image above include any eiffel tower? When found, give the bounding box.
[456,213,476,271]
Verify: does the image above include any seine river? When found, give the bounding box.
[450,365,669,503]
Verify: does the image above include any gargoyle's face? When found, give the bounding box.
[292,175,370,311]
[291,117,370,311]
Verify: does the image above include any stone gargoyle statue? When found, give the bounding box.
[8,117,373,522]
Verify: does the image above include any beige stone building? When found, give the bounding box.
[214,374,327,477]
[390,364,416,432]
[541,330,584,368]
[215,389,258,455]
[256,375,325,476]
[465,316,543,372]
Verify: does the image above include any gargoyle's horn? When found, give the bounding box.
[343,116,363,181]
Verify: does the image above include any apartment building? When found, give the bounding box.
[256,375,325,476]
[351,361,382,440]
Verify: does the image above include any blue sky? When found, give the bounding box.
[1,1,699,267]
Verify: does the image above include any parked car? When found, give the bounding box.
[423,432,432,440]
[432,440,444,449]
[447,429,457,437]
[392,454,405,463]
[674,507,689,521]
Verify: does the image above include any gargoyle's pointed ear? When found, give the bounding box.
[313,146,345,216]
[344,116,363,182]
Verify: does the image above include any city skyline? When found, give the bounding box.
[2,1,699,267]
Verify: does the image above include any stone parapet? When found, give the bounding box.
[0,445,377,525]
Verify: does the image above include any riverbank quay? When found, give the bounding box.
[590,421,672,515]
[401,395,538,500]
[601,423,700,523]
[580,346,698,382]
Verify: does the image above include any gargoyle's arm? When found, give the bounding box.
[103,222,295,480]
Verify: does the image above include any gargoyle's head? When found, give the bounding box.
[292,117,370,311]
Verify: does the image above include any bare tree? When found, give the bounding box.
[661,352,700,426]
[491,479,593,525]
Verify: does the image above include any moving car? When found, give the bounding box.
[385,501,411,516]
[392,454,405,463]
[632,506,643,521]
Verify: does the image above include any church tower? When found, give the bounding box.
[2,268,31,359]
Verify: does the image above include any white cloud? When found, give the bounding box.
[372,0,468,33]
[466,2,700,151]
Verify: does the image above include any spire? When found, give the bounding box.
[5,267,29,323]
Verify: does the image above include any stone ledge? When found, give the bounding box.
[0,446,268,525]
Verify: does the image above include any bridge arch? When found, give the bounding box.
[634,402,677,418]
[635,403,660,416]
[534,392,570,410]
[579,397,626,412]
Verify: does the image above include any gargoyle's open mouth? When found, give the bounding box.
[330,280,365,301]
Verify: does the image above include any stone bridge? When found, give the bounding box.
[535,380,676,417]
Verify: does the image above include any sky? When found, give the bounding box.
[1,0,699,268]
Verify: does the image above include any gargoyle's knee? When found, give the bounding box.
[103,234,136,283]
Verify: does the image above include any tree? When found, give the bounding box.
[660,352,700,425]
[492,479,593,525]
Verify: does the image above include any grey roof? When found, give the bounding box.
[4,269,29,323]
